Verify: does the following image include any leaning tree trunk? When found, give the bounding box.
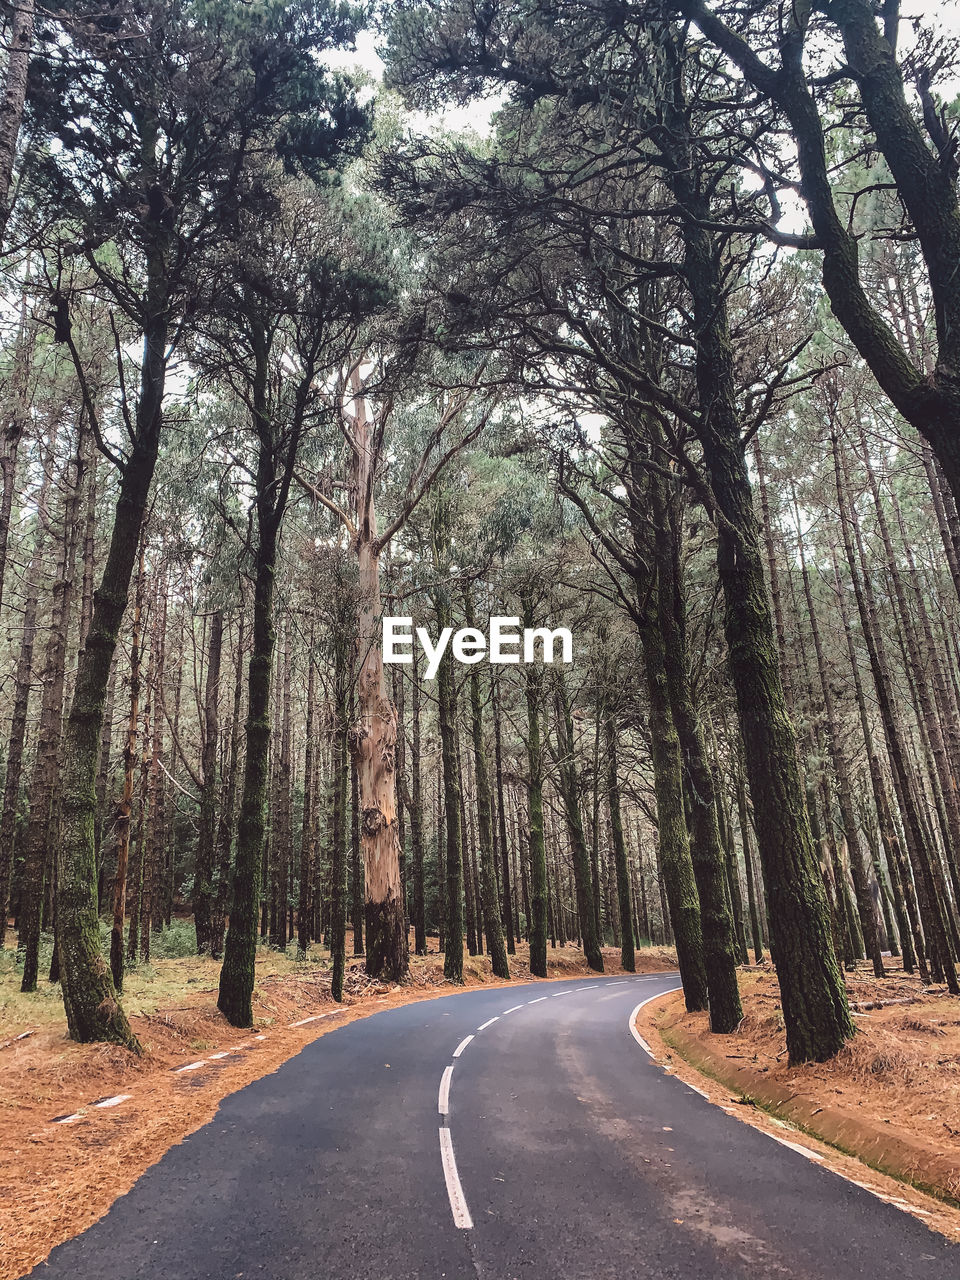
[57,294,167,1049]
[662,62,852,1059]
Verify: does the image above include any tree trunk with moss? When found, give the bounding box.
[652,483,742,1030]
[636,595,709,1013]
[661,50,852,1060]
[56,289,167,1049]
[218,340,282,1028]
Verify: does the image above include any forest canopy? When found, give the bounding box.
[0,0,959,1066]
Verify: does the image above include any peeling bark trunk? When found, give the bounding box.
[347,393,407,982]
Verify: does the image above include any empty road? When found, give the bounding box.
[23,972,960,1279]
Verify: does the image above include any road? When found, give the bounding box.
[24,972,960,1279]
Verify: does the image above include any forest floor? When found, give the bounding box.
[639,963,960,1237]
[0,930,674,1280]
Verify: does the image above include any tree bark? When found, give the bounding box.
[19,425,83,991]
[193,609,223,953]
[603,706,635,973]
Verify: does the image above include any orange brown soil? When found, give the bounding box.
[0,937,675,1280]
[637,964,960,1242]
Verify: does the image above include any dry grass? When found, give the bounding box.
[649,963,960,1189]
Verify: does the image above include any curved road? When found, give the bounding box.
[24,973,959,1279]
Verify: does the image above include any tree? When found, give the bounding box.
[24,0,370,1046]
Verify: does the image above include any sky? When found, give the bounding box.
[329,2,960,123]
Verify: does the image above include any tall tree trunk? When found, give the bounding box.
[211,614,245,961]
[436,590,464,982]
[330,679,350,1002]
[297,646,316,959]
[0,440,50,946]
[409,651,427,956]
[654,479,742,1029]
[522,595,549,977]
[56,280,169,1049]
[465,590,509,979]
[833,429,957,990]
[492,674,516,954]
[552,679,604,972]
[218,338,283,1027]
[603,705,635,973]
[111,542,145,991]
[830,545,918,974]
[662,52,852,1058]
[20,425,83,991]
[194,609,223,953]
[636,592,709,1011]
[0,0,34,235]
[270,624,292,951]
[794,496,884,977]
[347,391,406,982]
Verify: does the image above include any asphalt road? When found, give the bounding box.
[23,972,960,1279]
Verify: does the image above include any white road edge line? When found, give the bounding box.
[683,1081,710,1100]
[453,1034,474,1058]
[477,1016,499,1030]
[772,1136,824,1163]
[438,1065,454,1116]
[625,981,938,1222]
[438,1127,473,1229]
[628,983,682,1058]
